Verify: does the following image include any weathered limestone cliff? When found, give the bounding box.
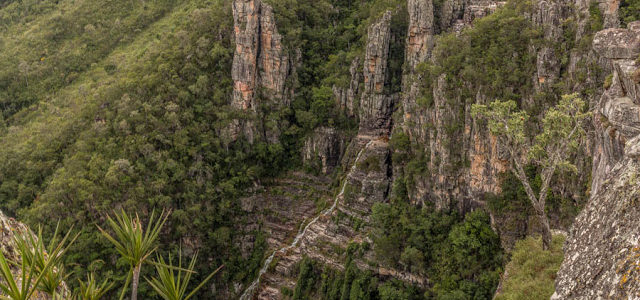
[553,22,640,299]
[231,0,291,142]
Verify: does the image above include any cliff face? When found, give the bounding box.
[248,13,403,298]
[359,11,396,136]
[399,0,508,212]
[590,23,640,196]
[302,127,348,174]
[231,0,292,142]
[233,0,621,296]
[553,22,640,299]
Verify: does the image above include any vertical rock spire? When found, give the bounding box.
[230,0,290,142]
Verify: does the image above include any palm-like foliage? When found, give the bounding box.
[74,272,113,300]
[0,231,64,300]
[97,209,169,300]
[13,223,78,299]
[146,251,222,300]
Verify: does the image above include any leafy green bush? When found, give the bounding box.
[371,199,503,299]
[620,0,640,27]
[494,235,565,300]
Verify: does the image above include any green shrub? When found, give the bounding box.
[589,2,604,32]
[604,74,613,89]
[494,235,565,300]
[620,0,640,27]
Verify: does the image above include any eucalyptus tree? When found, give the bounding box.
[471,94,589,249]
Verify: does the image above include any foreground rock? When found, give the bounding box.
[553,22,640,299]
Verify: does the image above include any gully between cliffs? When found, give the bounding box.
[239,139,375,300]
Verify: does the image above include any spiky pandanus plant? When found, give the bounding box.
[74,272,113,300]
[0,225,76,300]
[146,250,223,300]
[98,209,169,300]
[12,223,78,299]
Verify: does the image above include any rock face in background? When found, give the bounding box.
[532,0,568,92]
[230,0,291,142]
[406,0,434,71]
[396,0,596,252]
[233,0,629,296]
[398,0,511,212]
[333,59,361,118]
[440,0,505,32]
[302,127,347,174]
[553,22,640,299]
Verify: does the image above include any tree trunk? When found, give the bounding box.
[538,210,552,250]
[131,265,141,300]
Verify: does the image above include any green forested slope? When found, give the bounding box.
[0,0,275,297]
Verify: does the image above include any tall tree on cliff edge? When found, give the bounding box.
[471,94,589,250]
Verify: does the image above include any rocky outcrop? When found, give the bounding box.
[406,0,435,70]
[231,0,291,142]
[440,0,504,33]
[592,25,640,59]
[590,22,640,196]
[302,127,348,174]
[553,137,640,299]
[553,22,640,299]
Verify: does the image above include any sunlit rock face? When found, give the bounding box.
[230,0,291,143]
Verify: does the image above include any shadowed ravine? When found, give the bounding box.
[240,139,375,300]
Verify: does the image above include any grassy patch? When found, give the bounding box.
[495,234,565,300]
